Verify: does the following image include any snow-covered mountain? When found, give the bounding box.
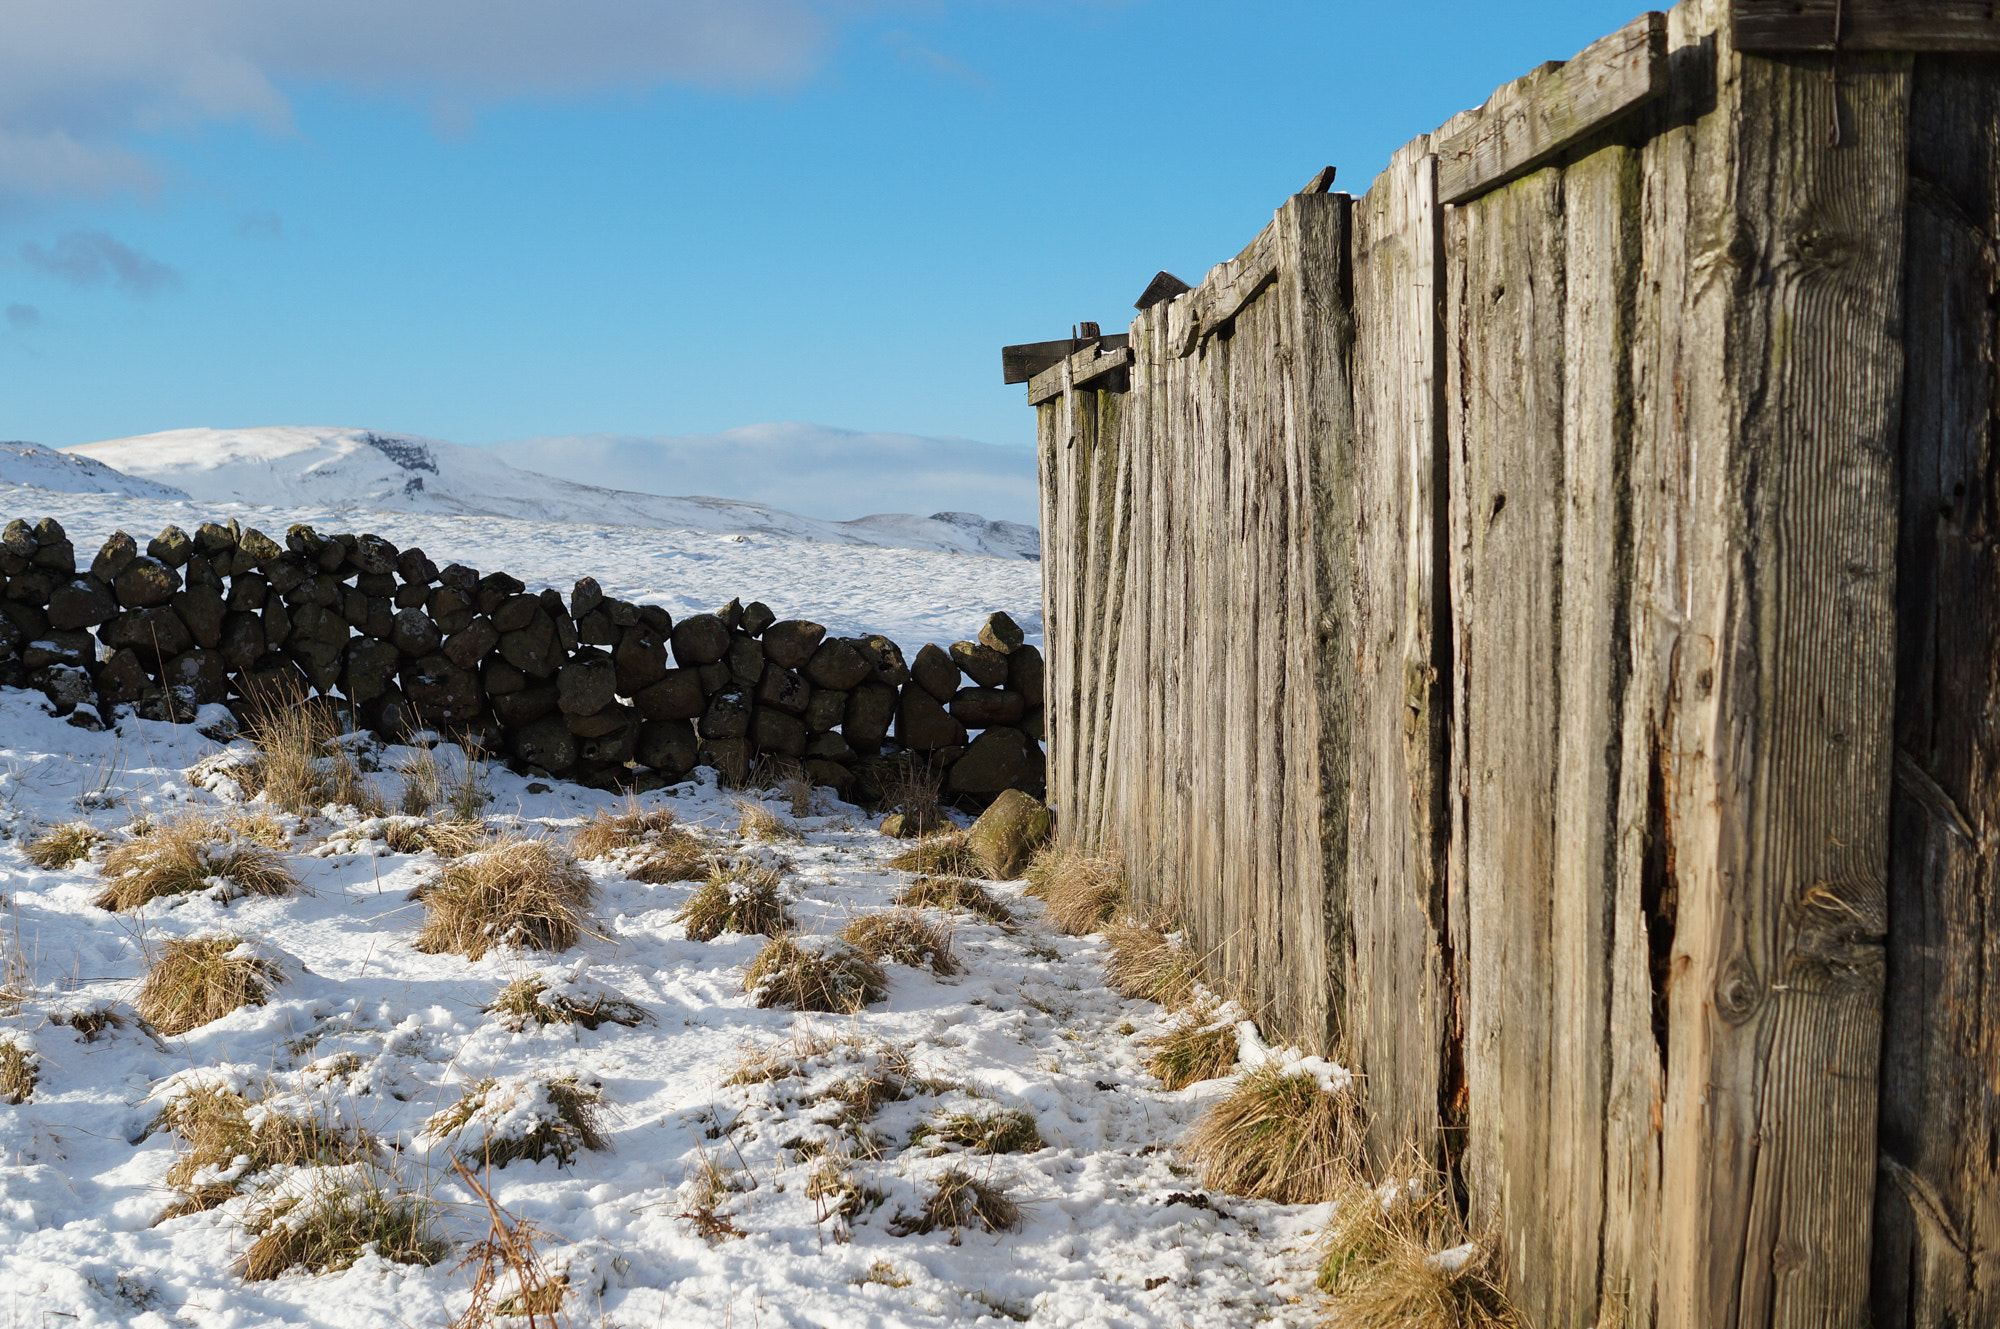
[63,427,1040,560]
[0,439,191,499]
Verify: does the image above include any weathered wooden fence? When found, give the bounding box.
[1012,2,2000,1325]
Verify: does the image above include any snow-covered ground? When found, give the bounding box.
[62,428,1041,562]
[0,688,1327,1328]
[0,441,191,500]
[0,490,1043,658]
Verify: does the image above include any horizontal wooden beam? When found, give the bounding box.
[1028,343,1133,406]
[1734,0,2000,52]
[1172,223,1280,358]
[1435,11,1668,205]
[1002,334,1129,385]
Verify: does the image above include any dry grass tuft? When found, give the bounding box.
[237,695,387,817]
[871,756,947,836]
[678,1155,750,1243]
[1182,1063,1361,1204]
[897,1167,1021,1237]
[675,863,791,941]
[1024,844,1124,935]
[50,1005,127,1042]
[1317,1169,1521,1328]
[25,821,106,869]
[893,875,1012,924]
[0,1033,35,1104]
[887,832,984,877]
[807,1154,883,1229]
[135,935,285,1036]
[155,1083,375,1217]
[570,801,681,860]
[413,837,596,960]
[94,815,298,911]
[778,776,816,819]
[1103,919,1202,1011]
[915,1106,1042,1156]
[1143,1011,1239,1090]
[735,798,803,843]
[398,745,445,816]
[486,975,649,1032]
[424,1074,610,1169]
[840,910,960,976]
[238,1165,448,1280]
[743,937,885,1014]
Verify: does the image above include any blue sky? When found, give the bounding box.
[0,0,1645,515]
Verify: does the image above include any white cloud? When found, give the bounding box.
[0,0,834,200]
[486,422,1040,525]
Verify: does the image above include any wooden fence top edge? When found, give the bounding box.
[1733,0,2000,52]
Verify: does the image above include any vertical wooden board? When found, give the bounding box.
[1348,139,1449,1167]
[1549,142,1642,1326]
[1876,52,2000,1329]
[1449,167,1567,1322]
[1651,31,1907,1329]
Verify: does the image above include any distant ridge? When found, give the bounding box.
[0,439,191,500]
[64,426,1039,560]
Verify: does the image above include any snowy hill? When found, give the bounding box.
[65,427,1039,560]
[0,439,190,499]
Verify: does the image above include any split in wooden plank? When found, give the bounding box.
[1027,343,1134,406]
[1734,0,2000,52]
[1435,12,1667,205]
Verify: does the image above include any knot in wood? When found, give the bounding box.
[1717,957,1764,1025]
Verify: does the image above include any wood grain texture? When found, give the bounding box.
[1642,13,1907,1325]
[1875,51,2000,1329]
[1436,11,1668,205]
[1349,140,1451,1170]
[1735,0,2000,52]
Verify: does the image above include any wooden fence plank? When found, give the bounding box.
[1650,29,1908,1328]
[1349,139,1449,1167]
[1734,0,2000,52]
[1436,11,1668,205]
[1874,52,2000,1329]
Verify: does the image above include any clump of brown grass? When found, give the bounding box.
[893,875,1012,924]
[397,745,446,816]
[381,815,491,860]
[1182,1062,1361,1204]
[1103,918,1201,1011]
[413,837,596,960]
[24,821,106,869]
[675,863,791,941]
[155,1082,375,1217]
[0,1033,35,1104]
[840,910,959,976]
[807,1154,884,1231]
[237,1165,448,1280]
[238,695,387,817]
[896,1168,1020,1237]
[735,798,803,843]
[50,1005,127,1042]
[914,1106,1042,1156]
[887,832,984,877]
[1317,1168,1520,1328]
[870,756,947,836]
[1144,1009,1239,1090]
[628,837,709,884]
[135,935,285,1036]
[486,975,649,1032]
[94,815,298,911]
[1024,843,1123,935]
[423,1074,610,1169]
[450,1158,570,1329]
[743,937,885,1013]
[858,1260,910,1288]
[570,801,680,860]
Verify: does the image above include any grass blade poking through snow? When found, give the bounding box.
[422,1073,610,1169]
[237,1165,448,1280]
[0,1032,36,1104]
[413,837,595,960]
[135,935,286,1036]
[896,1168,1021,1238]
[1181,1062,1361,1205]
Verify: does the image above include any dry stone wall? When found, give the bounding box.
[0,514,1046,803]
